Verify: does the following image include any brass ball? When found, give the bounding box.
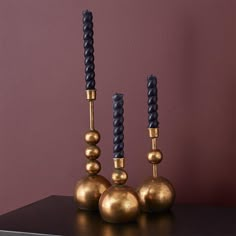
[99,185,140,223]
[147,149,163,164]
[85,145,101,160]
[85,130,100,144]
[86,160,101,175]
[137,176,175,213]
[112,169,128,185]
[74,175,111,210]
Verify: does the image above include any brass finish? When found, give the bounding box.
[148,128,159,138]
[147,149,163,164]
[86,160,101,175]
[137,127,175,213]
[137,176,175,212]
[74,88,110,211]
[99,185,140,223]
[112,169,128,185]
[113,158,125,169]
[99,156,140,223]
[86,89,96,100]
[85,145,101,160]
[74,175,111,210]
[85,130,100,144]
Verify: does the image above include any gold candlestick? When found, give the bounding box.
[99,158,140,223]
[74,89,111,211]
[137,128,175,213]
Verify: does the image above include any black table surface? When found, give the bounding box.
[0,196,235,236]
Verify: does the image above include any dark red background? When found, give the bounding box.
[0,0,235,214]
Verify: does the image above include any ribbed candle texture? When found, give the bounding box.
[147,75,159,128]
[83,10,95,90]
[113,94,124,158]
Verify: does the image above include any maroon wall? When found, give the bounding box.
[0,0,235,214]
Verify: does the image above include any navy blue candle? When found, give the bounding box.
[147,75,159,128]
[113,94,124,158]
[83,10,95,90]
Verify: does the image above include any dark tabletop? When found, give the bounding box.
[0,196,235,236]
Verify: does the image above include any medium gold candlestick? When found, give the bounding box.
[137,75,175,213]
[74,89,111,210]
[99,94,140,223]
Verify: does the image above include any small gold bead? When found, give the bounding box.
[85,145,101,160]
[85,130,100,144]
[86,160,101,175]
[112,169,128,185]
[147,149,163,164]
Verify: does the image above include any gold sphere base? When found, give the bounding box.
[99,185,140,223]
[74,175,111,211]
[137,176,175,213]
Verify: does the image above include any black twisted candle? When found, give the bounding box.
[147,75,159,128]
[113,94,124,158]
[83,10,95,90]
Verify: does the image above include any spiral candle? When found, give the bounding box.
[147,75,159,128]
[83,10,95,90]
[112,93,124,158]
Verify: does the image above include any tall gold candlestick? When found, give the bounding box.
[74,10,111,210]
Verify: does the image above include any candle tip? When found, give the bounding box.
[112,93,124,100]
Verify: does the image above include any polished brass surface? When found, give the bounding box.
[137,176,175,213]
[86,160,101,175]
[85,145,101,160]
[113,158,125,169]
[74,175,111,210]
[111,169,128,185]
[147,149,163,164]
[148,128,159,138]
[86,89,96,100]
[85,130,100,144]
[99,185,140,223]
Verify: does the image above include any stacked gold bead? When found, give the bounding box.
[85,130,101,175]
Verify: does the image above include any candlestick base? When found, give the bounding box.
[99,185,140,223]
[99,158,140,223]
[74,175,111,211]
[137,176,175,213]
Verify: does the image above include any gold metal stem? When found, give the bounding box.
[153,164,158,178]
[151,138,157,150]
[89,100,94,130]
[151,137,158,178]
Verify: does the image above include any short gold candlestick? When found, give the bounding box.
[137,128,175,213]
[99,93,140,223]
[99,158,140,223]
[74,89,111,211]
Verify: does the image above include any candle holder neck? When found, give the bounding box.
[147,128,162,178]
